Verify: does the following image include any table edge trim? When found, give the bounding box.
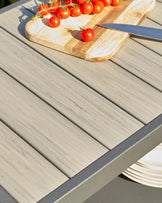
[37,114,162,203]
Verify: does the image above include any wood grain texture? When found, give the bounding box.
[132,18,162,55]
[25,0,155,61]
[0,28,143,149]
[111,26,162,91]
[0,71,107,177]
[0,2,161,202]
[147,1,162,24]
[0,3,161,123]
[0,122,68,203]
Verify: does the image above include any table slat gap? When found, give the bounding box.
[1,19,161,124]
[146,16,162,26]
[0,1,161,202]
[38,114,162,203]
[0,70,108,177]
[130,18,162,56]
[146,1,162,24]
[0,66,110,151]
[0,26,147,125]
[0,121,69,203]
[0,27,144,149]
[0,23,159,125]
[0,3,161,124]
[0,118,71,178]
[110,56,162,93]
[131,38,162,57]
[16,4,162,57]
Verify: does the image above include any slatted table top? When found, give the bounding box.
[0,0,162,202]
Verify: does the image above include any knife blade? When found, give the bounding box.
[98,23,162,41]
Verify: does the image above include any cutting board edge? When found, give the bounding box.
[25,0,156,62]
[84,0,156,62]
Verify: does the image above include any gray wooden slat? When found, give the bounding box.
[0,2,161,124]
[111,36,162,92]
[147,1,162,24]
[132,18,162,55]
[21,0,46,13]
[0,71,107,177]
[22,0,162,56]
[111,17,162,92]
[0,27,144,149]
[0,2,161,202]
[0,121,68,203]
[38,115,162,203]
[21,0,162,22]
[21,0,162,54]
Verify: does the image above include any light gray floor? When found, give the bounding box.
[85,175,162,203]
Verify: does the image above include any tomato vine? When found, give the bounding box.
[35,0,121,41]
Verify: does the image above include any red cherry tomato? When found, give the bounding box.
[65,0,70,4]
[57,7,70,19]
[38,3,49,16]
[90,0,98,4]
[50,1,60,14]
[111,0,121,6]
[65,0,76,3]
[93,2,104,14]
[81,28,95,42]
[102,0,112,6]
[81,2,93,14]
[49,16,60,28]
[95,1,104,10]
[65,0,76,10]
[76,0,86,4]
[70,5,82,17]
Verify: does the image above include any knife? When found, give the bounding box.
[98,23,162,41]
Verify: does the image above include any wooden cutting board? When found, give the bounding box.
[25,0,155,61]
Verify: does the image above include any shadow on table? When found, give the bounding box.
[17,7,35,38]
[17,4,82,41]
[17,0,51,38]
[130,34,162,42]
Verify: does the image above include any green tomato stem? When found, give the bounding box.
[37,3,77,17]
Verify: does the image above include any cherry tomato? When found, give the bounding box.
[38,3,49,16]
[90,0,98,4]
[76,0,86,4]
[102,0,112,6]
[81,28,95,42]
[50,1,60,14]
[65,0,76,10]
[65,0,70,4]
[65,0,76,3]
[111,0,121,6]
[95,1,104,10]
[57,7,70,19]
[49,16,60,28]
[81,2,93,14]
[70,5,82,17]
[93,2,104,14]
